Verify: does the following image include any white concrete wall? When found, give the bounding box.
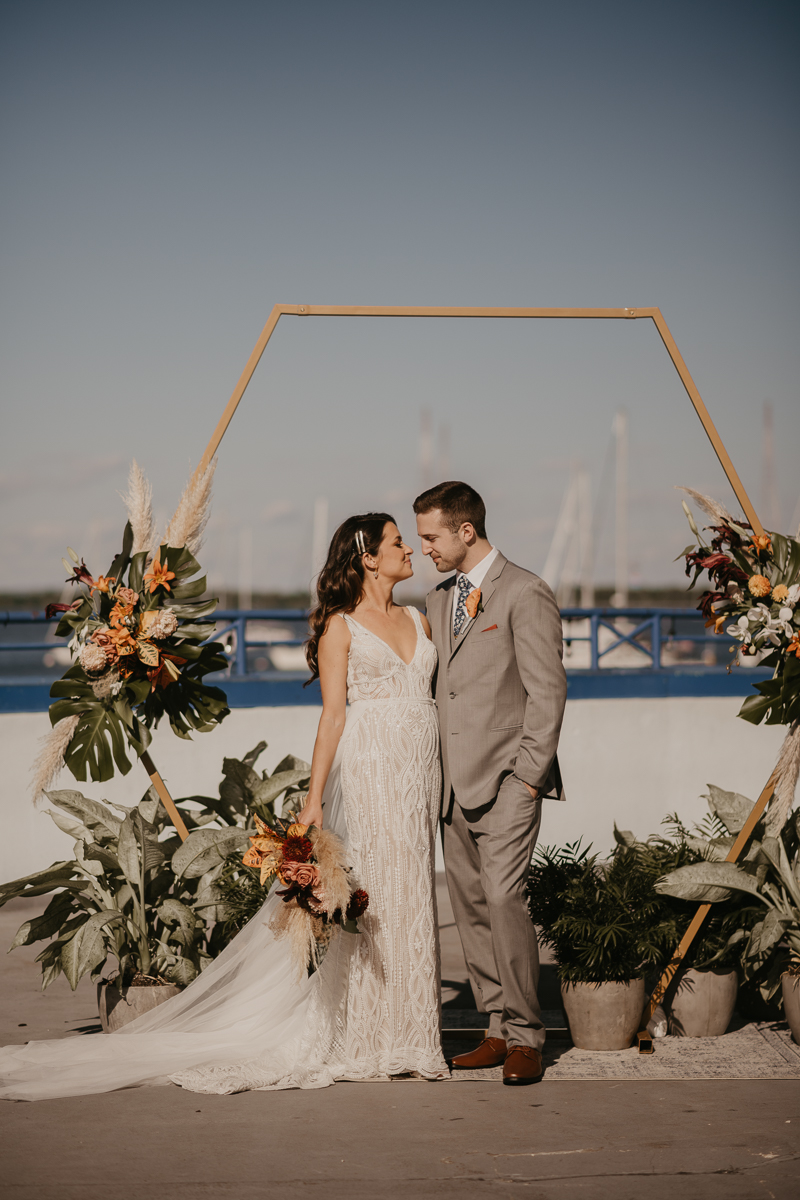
[0,699,787,883]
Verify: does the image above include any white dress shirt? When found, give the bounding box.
[452,546,499,632]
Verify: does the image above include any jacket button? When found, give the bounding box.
[449,692,456,699]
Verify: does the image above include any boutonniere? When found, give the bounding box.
[465,588,483,620]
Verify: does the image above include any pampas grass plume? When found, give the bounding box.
[675,487,739,528]
[269,903,317,982]
[163,458,217,556]
[312,829,353,917]
[30,715,80,804]
[120,460,155,556]
[766,720,800,836]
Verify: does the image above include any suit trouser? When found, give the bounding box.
[442,773,544,1050]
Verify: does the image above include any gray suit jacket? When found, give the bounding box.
[426,553,567,811]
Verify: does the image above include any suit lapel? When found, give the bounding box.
[449,553,508,662]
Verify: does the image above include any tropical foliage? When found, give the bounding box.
[526,839,672,984]
[43,530,229,783]
[1,742,311,991]
[656,786,800,1004]
[527,798,766,985]
[0,787,231,991]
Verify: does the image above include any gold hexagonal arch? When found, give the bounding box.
[157,304,777,1044]
[192,305,765,536]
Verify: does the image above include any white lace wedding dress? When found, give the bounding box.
[0,607,448,1100]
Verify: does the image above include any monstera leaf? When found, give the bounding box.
[656,861,763,904]
[171,827,250,879]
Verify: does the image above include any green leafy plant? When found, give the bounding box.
[614,808,762,972]
[655,786,800,1004]
[0,788,232,990]
[179,740,312,938]
[526,839,672,984]
[1,742,311,992]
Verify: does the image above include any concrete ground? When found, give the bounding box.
[1,886,799,1199]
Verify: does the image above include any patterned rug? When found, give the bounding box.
[440,1011,800,1081]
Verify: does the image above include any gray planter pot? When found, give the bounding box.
[782,974,800,1045]
[667,967,738,1037]
[98,980,181,1033]
[560,978,645,1050]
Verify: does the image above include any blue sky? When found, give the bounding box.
[2,0,798,596]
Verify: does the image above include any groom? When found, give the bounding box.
[415,481,567,1084]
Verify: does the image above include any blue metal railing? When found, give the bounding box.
[557,607,732,671]
[0,606,737,681]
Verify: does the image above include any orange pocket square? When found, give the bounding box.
[481,625,498,632]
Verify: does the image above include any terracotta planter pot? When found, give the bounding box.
[782,974,800,1045]
[667,967,738,1037]
[98,980,181,1033]
[560,978,645,1050]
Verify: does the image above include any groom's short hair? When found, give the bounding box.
[413,481,487,539]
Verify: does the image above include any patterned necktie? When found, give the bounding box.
[453,573,473,637]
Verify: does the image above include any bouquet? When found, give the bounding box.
[32,460,229,792]
[242,815,369,973]
[680,488,800,726]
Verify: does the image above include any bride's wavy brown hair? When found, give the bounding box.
[305,512,396,683]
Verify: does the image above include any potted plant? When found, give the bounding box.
[656,787,800,1037]
[628,795,765,1037]
[1,742,311,1030]
[526,839,670,1050]
[783,963,800,1044]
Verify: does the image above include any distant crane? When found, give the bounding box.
[542,462,594,607]
[613,408,629,607]
[761,401,781,531]
[311,497,329,602]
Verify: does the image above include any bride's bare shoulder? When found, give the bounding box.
[319,612,352,648]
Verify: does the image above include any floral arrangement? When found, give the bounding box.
[242,815,369,973]
[680,488,800,728]
[32,460,229,792]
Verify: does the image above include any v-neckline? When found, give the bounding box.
[347,608,421,668]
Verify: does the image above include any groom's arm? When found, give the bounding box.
[510,577,567,794]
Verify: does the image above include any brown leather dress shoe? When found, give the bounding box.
[450,1037,507,1069]
[502,1045,543,1085]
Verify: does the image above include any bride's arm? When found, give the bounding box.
[296,616,350,829]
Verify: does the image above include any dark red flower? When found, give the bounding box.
[346,889,369,921]
[685,548,747,594]
[708,523,749,553]
[697,590,726,619]
[65,560,95,588]
[282,834,314,863]
[45,600,82,619]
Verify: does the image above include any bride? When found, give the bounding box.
[0,513,449,1100]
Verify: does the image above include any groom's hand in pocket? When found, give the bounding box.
[521,782,539,800]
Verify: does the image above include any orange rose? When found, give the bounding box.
[280,861,320,890]
[90,630,120,665]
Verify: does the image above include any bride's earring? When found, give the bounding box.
[373,567,379,580]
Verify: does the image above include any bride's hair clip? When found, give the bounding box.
[354,529,366,556]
